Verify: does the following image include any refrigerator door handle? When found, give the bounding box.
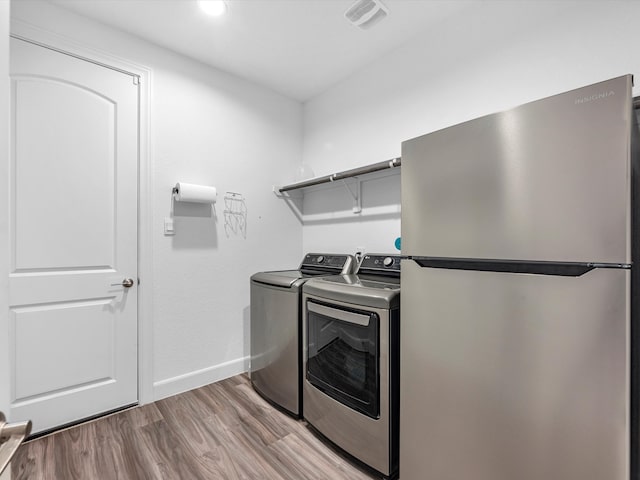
[410,257,631,277]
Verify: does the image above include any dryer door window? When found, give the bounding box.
[306,300,379,418]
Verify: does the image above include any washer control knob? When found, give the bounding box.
[317,255,325,263]
[383,257,394,267]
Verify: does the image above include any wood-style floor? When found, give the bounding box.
[11,374,379,479]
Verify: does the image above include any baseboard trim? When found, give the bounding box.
[152,356,249,402]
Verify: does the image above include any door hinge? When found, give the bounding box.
[133,76,140,86]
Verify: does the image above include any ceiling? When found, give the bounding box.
[45,0,476,102]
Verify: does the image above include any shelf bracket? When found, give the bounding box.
[342,178,361,214]
[272,186,303,222]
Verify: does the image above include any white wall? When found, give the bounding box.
[302,1,640,255]
[10,0,303,401]
[300,169,401,255]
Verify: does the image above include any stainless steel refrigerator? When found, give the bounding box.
[400,75,639,480]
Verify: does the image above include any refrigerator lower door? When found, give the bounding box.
[400,260,629,480]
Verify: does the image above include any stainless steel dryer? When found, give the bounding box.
[250,253,356,418]
[302,254,401,479]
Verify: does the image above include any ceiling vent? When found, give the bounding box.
[344,0,389,29]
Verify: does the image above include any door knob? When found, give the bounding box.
[0,411,32,475]
[111,278,135,288]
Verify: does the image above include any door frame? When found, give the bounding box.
[8,19,154,406]
[1,2,11,424]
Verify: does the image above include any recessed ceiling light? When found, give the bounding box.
[199,0,227,17]
[345,0,388,29]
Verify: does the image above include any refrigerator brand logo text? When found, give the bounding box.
[575,90,615,104]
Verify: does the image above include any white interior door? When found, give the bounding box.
[9,38,139,434]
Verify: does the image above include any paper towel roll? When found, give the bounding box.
[173,182,217,203]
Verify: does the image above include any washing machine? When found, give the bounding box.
[250,253,356,417]
[302,254,401,479]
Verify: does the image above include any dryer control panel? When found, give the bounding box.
[358,254,402,276]
[300,253,356,275]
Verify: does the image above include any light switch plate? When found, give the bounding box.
[164,217,175,235]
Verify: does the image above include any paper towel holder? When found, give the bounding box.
[172,182,218,204]
[166,182,217,235]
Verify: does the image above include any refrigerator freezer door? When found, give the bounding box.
[400,260,629,480]
[401,75,633,264]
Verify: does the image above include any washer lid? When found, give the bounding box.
[251,270,305,288]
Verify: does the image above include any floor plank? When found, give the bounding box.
[11,374,380,479]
